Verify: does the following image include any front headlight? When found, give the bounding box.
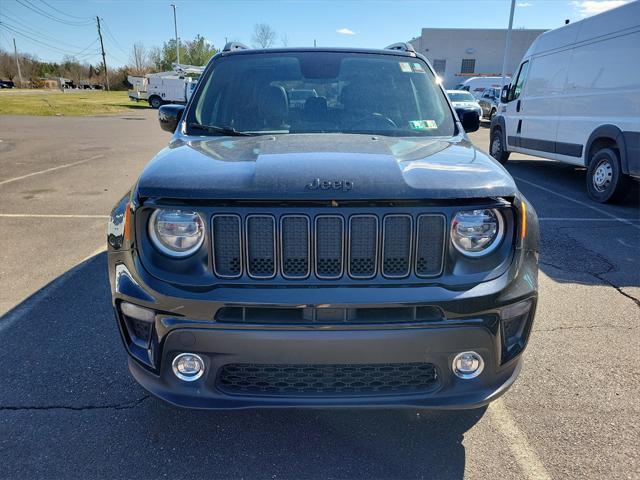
[149,209,204,257]
[451,209,504,257]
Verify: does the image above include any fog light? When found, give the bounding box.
[452,351,484,379]
[172,353,205,382]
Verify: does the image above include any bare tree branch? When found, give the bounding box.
[252,23,277,48]
[129,42,150,75]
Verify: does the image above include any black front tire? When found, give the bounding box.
[149,96,162,109]
[489,108,496,120]
[586,147,630,203]
[490,129,510,164]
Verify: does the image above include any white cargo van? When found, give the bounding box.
[455,76,510,99]
[490,1,640,202]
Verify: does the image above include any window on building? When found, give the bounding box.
[460,58,475,74]
[432,59,446,75]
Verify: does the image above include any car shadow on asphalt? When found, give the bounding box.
[0,253,486,479]
[504,159,640,289]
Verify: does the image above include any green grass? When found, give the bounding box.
[0,90,149,116]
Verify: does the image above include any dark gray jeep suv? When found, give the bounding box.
[107,42,539,410]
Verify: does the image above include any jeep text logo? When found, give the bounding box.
[305,178,354,191]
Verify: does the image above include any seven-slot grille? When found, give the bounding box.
[211,212,446,281]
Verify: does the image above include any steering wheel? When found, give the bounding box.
[346,112,398,130]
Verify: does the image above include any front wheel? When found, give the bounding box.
[490,129,510,164]
[489,108,496,121]
[148,96,162,109]
[586,147,630,203]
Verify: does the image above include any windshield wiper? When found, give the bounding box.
[189,123,257,136]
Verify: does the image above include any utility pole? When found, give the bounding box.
[13,38,23,88]
[96,16,110,91]
[171,4,180,64]
[500,0,516,88]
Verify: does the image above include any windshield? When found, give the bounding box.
[447,91,476,102]
[189,51,455,137]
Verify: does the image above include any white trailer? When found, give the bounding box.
[128,64,203,109]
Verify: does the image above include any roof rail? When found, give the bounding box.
[384,42,416,53]
[223,42,250,52]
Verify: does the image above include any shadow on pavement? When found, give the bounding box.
[505,159,640,290]
[0,253,485,479]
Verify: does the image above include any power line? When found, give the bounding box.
[37,0,93,21]
[0,21,100,56]
[100,19,128,56]
[15,0,94,27]
[0,23,100,57]
[0,13,97,50]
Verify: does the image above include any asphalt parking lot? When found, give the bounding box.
[0,112,638,479]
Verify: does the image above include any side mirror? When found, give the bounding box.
[500,85,510,104]
[461,111,480,133]
[158,104,186,133]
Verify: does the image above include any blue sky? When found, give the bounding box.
[0,0,630,67]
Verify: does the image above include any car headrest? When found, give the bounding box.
[259,85,289,121]
[340,83,369,111]
[305,96,328,115]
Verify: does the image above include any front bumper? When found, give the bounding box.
[129,324,524,410]
[109,242,537,410]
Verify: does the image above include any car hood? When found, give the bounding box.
[135,133,517,201]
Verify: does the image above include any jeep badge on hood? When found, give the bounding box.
[305,178,354,191]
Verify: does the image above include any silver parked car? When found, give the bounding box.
[478,87,501,120]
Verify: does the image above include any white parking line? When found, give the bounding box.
[488,398,552,480]
[513,176,640,230]
[0,155,103,187]
[0,214,108,218]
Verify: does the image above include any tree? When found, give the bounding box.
[252,23,277,48]
[150,39,188,71]
[183,35,216,66]
[0,48,17,81]
[280,34,289,47]
[129,42,150,75]
[149,35,215,70]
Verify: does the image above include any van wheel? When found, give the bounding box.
[586,147,630,203]
[148,96,162,109]
[490,129,510,164]
[489,108,496,120]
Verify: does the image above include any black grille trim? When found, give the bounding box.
[211,214,243,279]
[415,214,446,278]
[279,215,311,280]
[348,214,379,279]
[245,215,277,279]
[382,214,413,279]
[215,305,445,324]
[217,362,439,397]
[314,215,345,280]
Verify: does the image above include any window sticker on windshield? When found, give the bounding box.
[412,63,425,73]
[409,120,438,130]
[399,62,412,73]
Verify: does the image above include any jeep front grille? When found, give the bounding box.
[211,211,446,281]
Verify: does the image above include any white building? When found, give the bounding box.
[409,28,547,88]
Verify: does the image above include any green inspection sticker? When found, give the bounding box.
[409,120,438,130]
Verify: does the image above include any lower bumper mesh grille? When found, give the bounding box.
[217,362,438,396]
